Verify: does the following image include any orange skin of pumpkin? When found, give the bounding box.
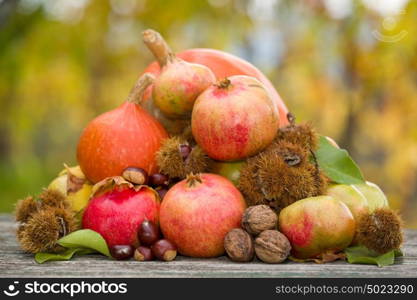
[77,101,168,183]
[143,48,290,127]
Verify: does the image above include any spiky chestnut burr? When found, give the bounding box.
[156,136,211,179]
[18,206,77,253]
[356,208,403,254]
[276,113,318,151]
[15,189,71,224]
[238,140,327,212]
[15,196,39,223]
[15,189,79,253]
[38,188,70,209]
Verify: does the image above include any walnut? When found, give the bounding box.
[224,228,254,262]
[241,205,278,235]
[254,230,291,263]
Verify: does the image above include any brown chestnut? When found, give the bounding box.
[149,173,169,187]
[122,167,148,185]
[138,220,160,246]
[134,246,154,261]
[179,144,192,161]
[110,245,134,260]
[156,187,169,200]
[151,239,177,261]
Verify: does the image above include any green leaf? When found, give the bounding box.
[34,230,111,264]
[57,229,111,257]
[35,248,95,264]
[315,136,365,184]
[344,245,401,267]
[394,249,404,257]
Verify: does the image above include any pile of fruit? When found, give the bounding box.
[15,30,403,266]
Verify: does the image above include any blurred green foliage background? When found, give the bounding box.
[0,0,416,227]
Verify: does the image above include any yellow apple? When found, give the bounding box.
[48,165,93,212]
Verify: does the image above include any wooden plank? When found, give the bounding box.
[1,214,416,278]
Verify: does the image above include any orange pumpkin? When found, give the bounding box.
[77,74,168,183]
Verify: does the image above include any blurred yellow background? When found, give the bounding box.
[0,0,416,227]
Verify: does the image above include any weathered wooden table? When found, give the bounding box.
[1,214,416,278]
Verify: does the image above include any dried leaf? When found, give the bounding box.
[289,251,345,264]
[66,164,87,194]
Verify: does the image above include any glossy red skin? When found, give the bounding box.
[192,75,279,161]
[160,174,247,258]
[77,101,168,183]
[143,48,289,127]
[82,187,160,247]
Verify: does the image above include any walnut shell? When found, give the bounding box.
[224,228,254,262]
[254,230,291,263]
[242,205,278,235]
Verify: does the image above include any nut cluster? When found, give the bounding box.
[242,205,278,235]
[224,205,291,264]
[110,220,177,262]
[122,166,170,200]
[224,229,254,262]
[254,230,291,263]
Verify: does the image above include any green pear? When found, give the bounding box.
[327,184,368,220]
[353,181,388,212]
[327,182,388,220]
[279,196,355,259]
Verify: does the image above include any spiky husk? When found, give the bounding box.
[16,224,25,241]
[238,140,327,212]
[277,122,318,151]
[356,208,403,254]
[17,207,77,253]
[39,189,70,209]
[15,196,39,223]
[156,136,211,179]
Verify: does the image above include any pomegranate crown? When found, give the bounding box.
[185,173,203,188]
[216,78,232,89]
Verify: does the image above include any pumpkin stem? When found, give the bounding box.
[126,73,155,105]
[186,173,203,188]
[142,29,176,67]
[216,78,232,89]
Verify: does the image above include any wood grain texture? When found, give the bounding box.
[1,214,416,278]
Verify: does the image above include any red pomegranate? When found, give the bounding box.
[77,74,168,183]
[82,177,160,247]
[160,173,246,258]
[141,33,289,127]
[192,76,280,161]
[142,29,216,118]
